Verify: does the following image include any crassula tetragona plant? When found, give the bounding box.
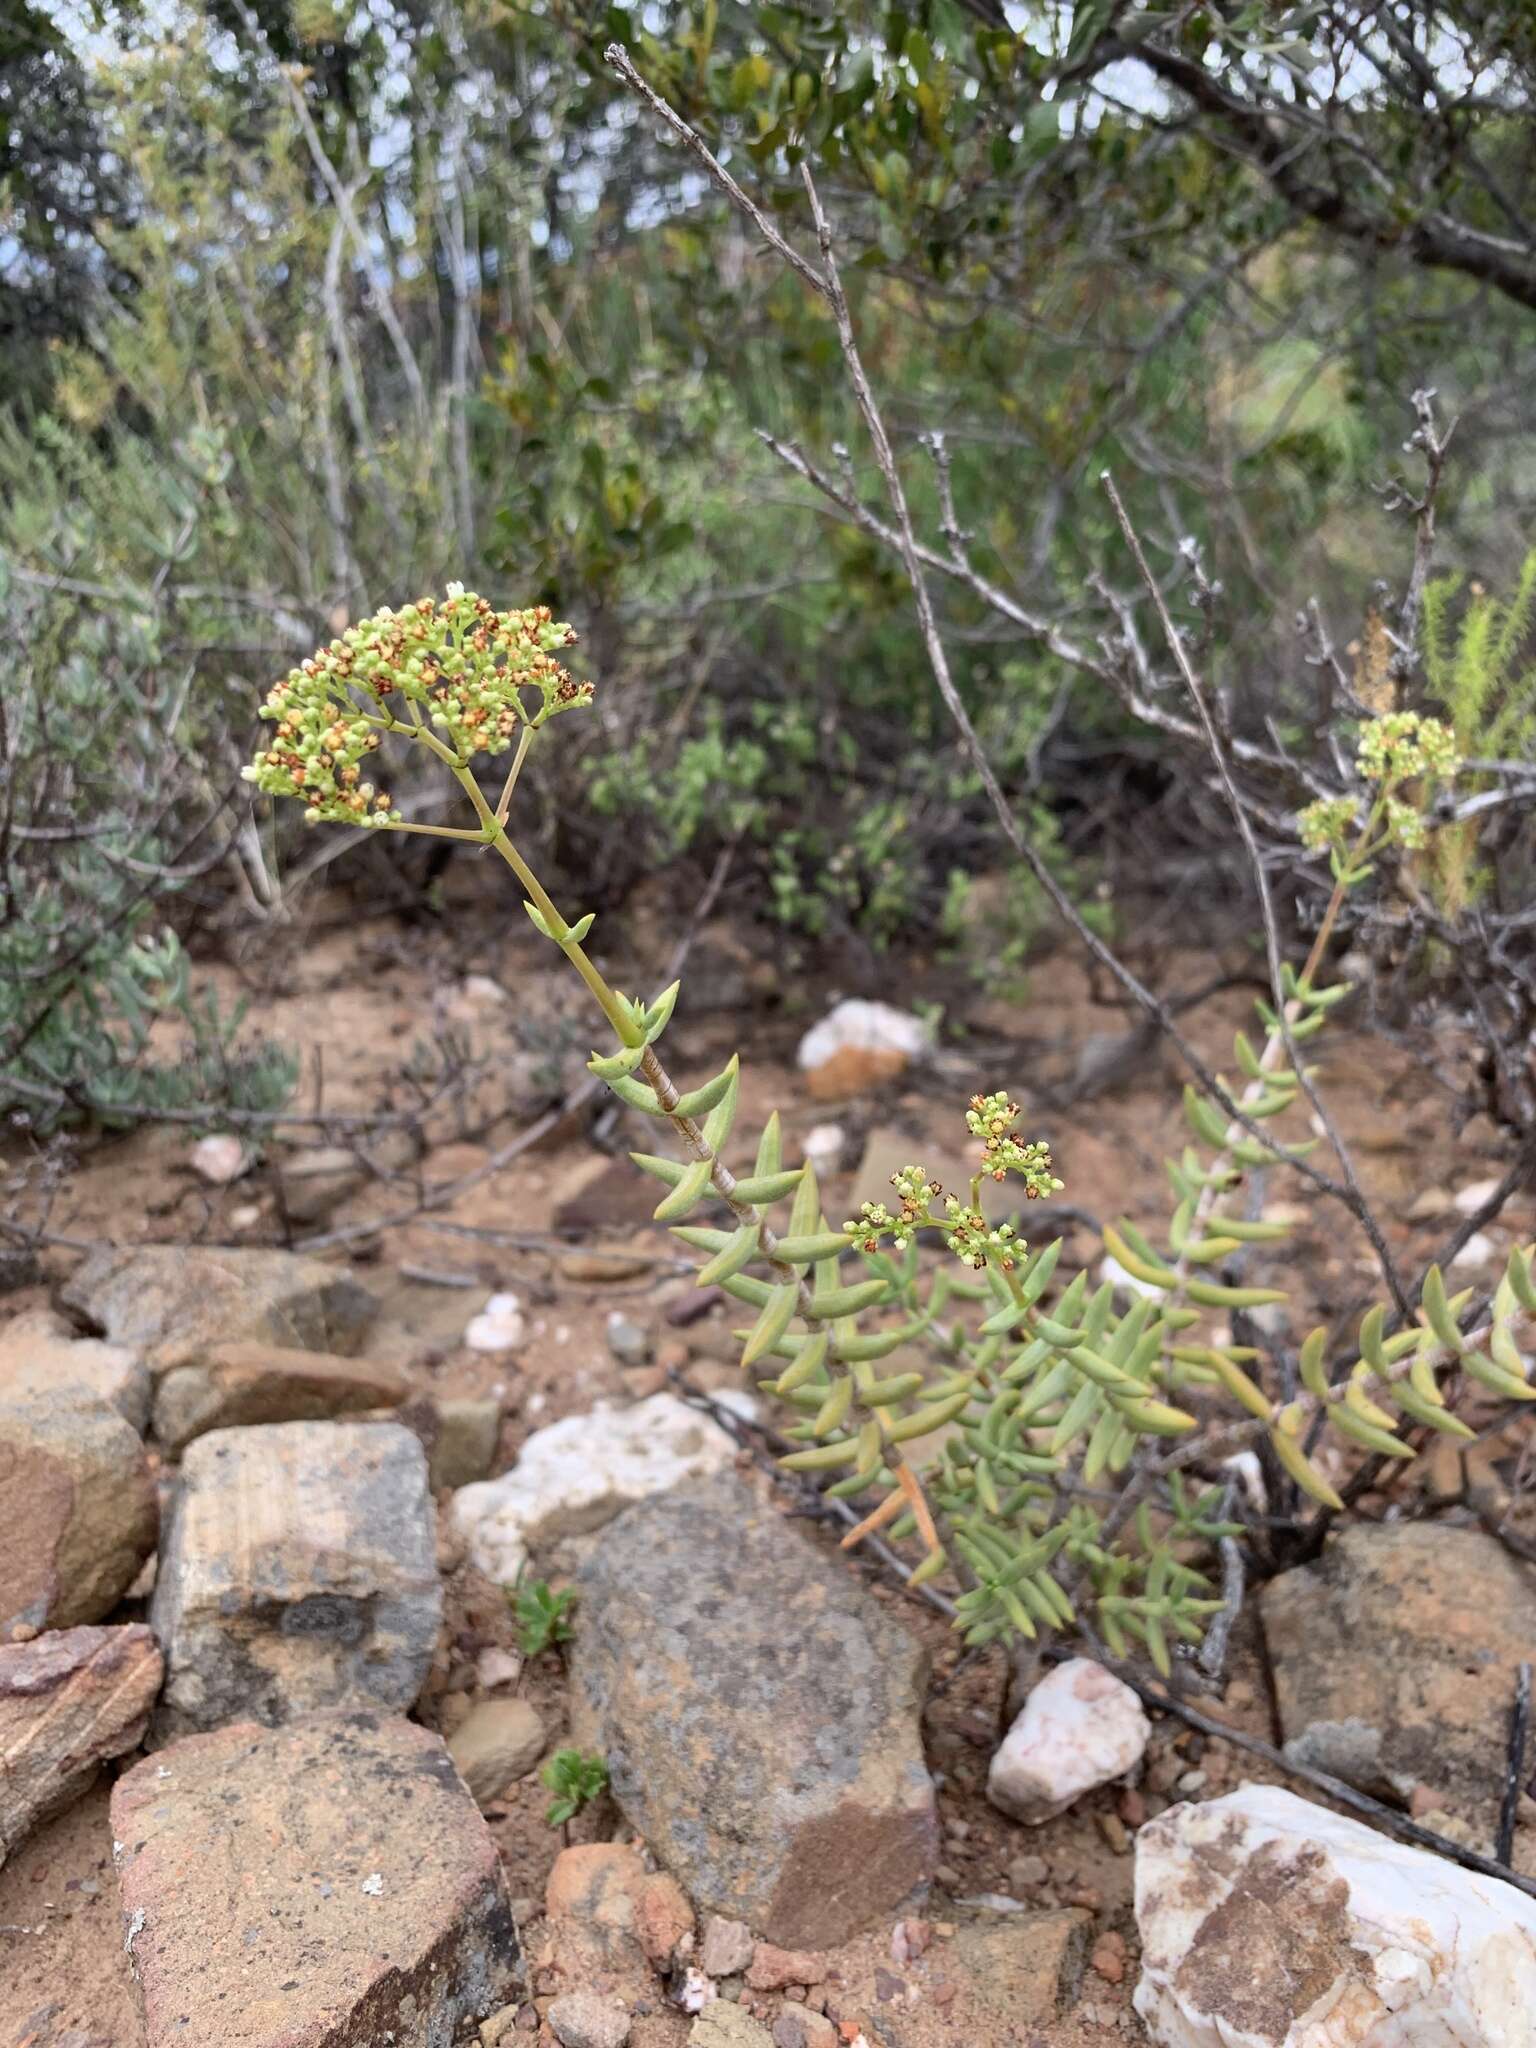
[245,593,1536,1676]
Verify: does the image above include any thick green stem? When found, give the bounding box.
[449,762,639,1045]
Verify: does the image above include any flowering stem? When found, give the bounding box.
[492,725,536,827]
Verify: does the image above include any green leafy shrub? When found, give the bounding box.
[542,1749,610,1829]
[0,421,295,1130]
[510,1579,578,1659]
[247,596,1536,1678]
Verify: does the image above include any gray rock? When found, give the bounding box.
[570,1472,937,1948]
[62,1244,377,1370]
[0,1309,150,1433]
[1260,1520,1536,1843]
[149,1420,441,1742]
[112,1710,519,2047]
[547,1989,631,2048]
[700,1915,756,1978]
[401,1394,503,1491]
[690,2008,773,2048]
[447,1698,546,1806]
[604,1312,651,1369]
[275,1144,367,1224]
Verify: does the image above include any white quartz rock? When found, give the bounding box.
[190,1133,247,1184]
[1133,1781,1536,2048]
[795,999,932,1072]
[986,1656,1150,1824]
[464,1290,526,1353]
[451,1391,748,1583]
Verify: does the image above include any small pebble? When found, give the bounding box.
[1095,1812,1130,1855]
[1176,1769,1208,1795]
[465,1291,526,1353]
[605,1311,651,1368]
[547,1987,631,2048]
[1091,1931,1127,1985]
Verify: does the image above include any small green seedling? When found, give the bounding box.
[542,1748,609,1830]
[511,1578,577,1658]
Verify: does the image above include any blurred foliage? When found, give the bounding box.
[0,414,297,1128]
[3,0,1535,1000]
[1420,550,1536,916]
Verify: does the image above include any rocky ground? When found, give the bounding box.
[3,895,1535,2047]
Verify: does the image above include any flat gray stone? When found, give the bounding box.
[63,1245,377,1371]
[570,1472,937,1947]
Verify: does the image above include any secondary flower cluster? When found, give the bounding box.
[242,588,589,826]
[1296,712,1461,860]
[943,1200,1021,1271]
[847,1164,943,1253]
[1356,710,1459,783]
[966,1093,1062,1194]
[843,1098,1060,1271]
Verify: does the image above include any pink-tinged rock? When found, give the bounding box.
[987,1657,1150,1825]
[111,1711,519,2047]
[150,1341,412,1455]
[0,1387,157,1635]
[0,1624,162,1866]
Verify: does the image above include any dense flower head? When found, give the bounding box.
[846,1165,942,1252]
[965,1093,1062,1195]
[943,1197,1020,1270]
[1356,711,1459,784]
[241,587,589,825]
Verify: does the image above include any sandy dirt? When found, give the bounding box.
[4,889,1531,2045]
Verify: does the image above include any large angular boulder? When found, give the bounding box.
[0,1624,162,1867]
[150,1420,440,1742]
[1133,1782,1536,2048]
[1260,1521,1536,1844]
[0,1385,157,1634]
[62,1245,377,1370]
[112,1710,519,2047]
[0,1307,150,1433]
[151,1340,411,1455]
[452,1392,744,1584]
[570,1471,937,1947]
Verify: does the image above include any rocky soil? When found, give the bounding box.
[3,903,1535,2047]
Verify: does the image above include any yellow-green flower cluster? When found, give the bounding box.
[943,1197,1021,1271]
[1357,711,1459,784]
[966,1092,1062,1194]
[1297,795,1357,854]
[242,587,590,825]
[241,692,390,826]
[846,1164,942,1252]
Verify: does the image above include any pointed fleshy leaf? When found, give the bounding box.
[631,1151,686,1187]
[697,1223,760,1286]
[741,1282,798,1366]
[588,1041,648,1080]
[732,1168,804,1205]
[653,1156,714,1222]
[673,1061,739,1120]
